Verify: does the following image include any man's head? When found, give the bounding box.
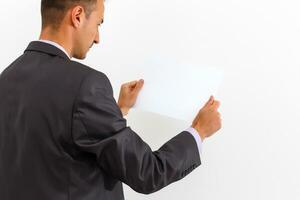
[41,0,104,59]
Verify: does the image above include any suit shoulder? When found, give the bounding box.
[69,60,108,79]
[69,60,112,92]
[0,55,24,77]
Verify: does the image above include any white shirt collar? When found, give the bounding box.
[37,39,71,59]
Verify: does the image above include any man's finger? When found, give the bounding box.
[122,80,138,87]
[204,95,214,107]
[126,80,138,87]
[212,100,220,110]
[134,79,144,92]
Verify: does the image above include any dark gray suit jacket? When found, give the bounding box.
[0,41,201,200]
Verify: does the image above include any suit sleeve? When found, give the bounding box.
[71,71,201,194]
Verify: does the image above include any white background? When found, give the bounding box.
[1,0,300,199]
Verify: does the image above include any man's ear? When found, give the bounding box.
[71,6,85,28]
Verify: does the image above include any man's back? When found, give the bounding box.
[0,42,125,199]
[0,41,201,200]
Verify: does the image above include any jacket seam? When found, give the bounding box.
[68,70,92,200]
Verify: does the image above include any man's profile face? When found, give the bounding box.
[73,0,104,59]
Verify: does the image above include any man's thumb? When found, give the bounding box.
[205,95,214,107]
[135,79,144,91]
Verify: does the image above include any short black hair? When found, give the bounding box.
[41,0,97,29]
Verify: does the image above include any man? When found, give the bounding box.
[0,0,222,199]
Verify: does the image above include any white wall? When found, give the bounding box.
[1,0,300,199]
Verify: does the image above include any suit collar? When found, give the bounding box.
[24,41,70,60]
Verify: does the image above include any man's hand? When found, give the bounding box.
[192,96,222,141]
[118,79,144,116]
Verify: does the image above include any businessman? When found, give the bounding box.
[0,0,222,199]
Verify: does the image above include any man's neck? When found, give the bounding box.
[38,39,71,59]
[39,27,73,58]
